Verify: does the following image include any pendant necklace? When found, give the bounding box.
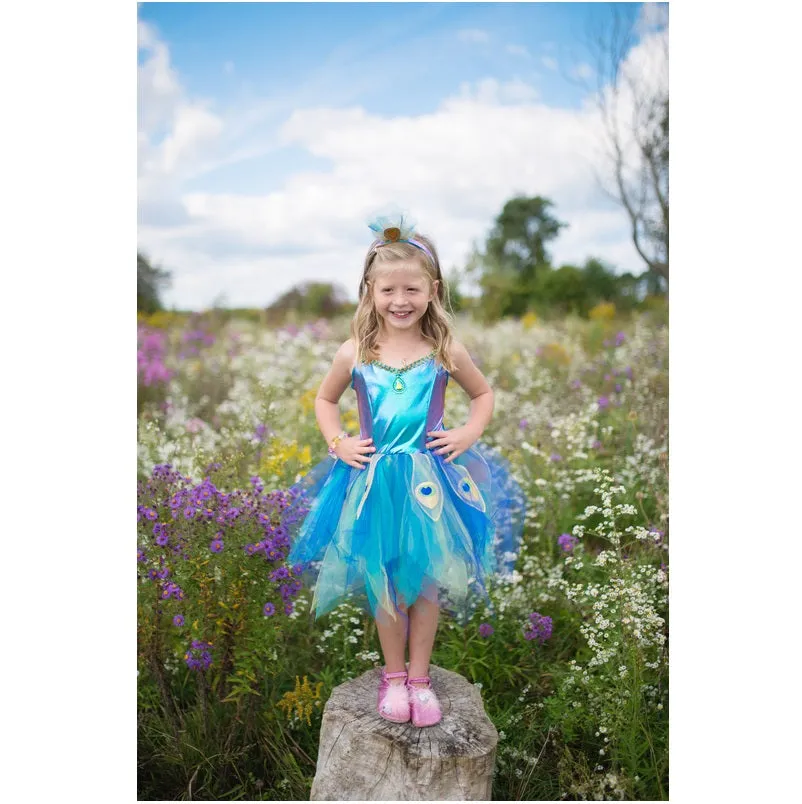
[394,357,409,394]
[371,349,436,394]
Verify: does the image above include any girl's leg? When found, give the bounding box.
[375,597,409,686]
[407,587,439,688]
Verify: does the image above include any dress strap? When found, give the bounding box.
[368,349,436,374]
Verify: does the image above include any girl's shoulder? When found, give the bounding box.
[343,338,358,372]
[329,339,359,375]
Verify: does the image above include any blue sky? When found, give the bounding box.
[138,2,669,309]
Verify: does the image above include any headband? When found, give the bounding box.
[367,212,436,265]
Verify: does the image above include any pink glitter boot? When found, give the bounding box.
[406,675,442,727]
[377,668,411,723]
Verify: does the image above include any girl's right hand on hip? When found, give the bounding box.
[336,437,376,469]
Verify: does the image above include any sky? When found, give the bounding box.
[137,1,669,310]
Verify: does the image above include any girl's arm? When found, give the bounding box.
[448,339,494,438]
[314,339,356,446]
[427,339,495,463]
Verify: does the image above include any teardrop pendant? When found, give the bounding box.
[392,374,406,393]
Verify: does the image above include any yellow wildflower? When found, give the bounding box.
[299,387,318,417]
[539,343,571,366]
[277,675,324,726]
[589,302,616,321]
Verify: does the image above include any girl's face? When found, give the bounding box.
[371,261,438,334]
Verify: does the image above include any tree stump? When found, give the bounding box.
[310,663,498,800]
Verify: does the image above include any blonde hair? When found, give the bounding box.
[349,233,458,373]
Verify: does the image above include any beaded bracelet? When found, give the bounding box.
[327,430,349,457]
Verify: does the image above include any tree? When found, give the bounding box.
[137,251,171,314]
[532,265,589,316]
[467,196,568,319]
[582,257,623,305]
[582,5,669,288]
[265,281,351,320]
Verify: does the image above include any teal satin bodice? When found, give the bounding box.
[350,355,448,455]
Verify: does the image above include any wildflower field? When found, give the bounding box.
[137,303,669,801]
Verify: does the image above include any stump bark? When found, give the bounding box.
[309,663,498,801]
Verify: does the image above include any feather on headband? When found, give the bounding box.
[367,211,435,264]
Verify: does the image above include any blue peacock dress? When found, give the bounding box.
[285,350,526,628]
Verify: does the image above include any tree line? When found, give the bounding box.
[138,193,666,322]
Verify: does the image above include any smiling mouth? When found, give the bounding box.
[391,311,412,318]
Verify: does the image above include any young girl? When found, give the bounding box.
[285,214,525,728]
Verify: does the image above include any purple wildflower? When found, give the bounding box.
[519,418,528,430]
[263,602,276,617]
[524,612,553,644]
[550,453,562,462]
[155,532,169,547]
[185,640,213,671]
[172,614,185,627]
[478,623,494,638]
[615,331,626,346]
[210,538,224,553]
[558,533,579,553]
[284,602,294,616]
[592,439,602,450]
[270,566,290,582]
[161,582,184,601]
[137,549,146,563]
[597,396,610,410]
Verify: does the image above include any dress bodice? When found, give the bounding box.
[350,356,449,454]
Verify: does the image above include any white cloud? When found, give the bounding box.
[506,44,531,58]
[137,21,181,132]
[637,3,669,34]
[157,103,224,175]
[457,28,490,44]
[138,24,666,309]
[570,62,594,81]
[456,77,539,105]
[541,55,558,71]
[138,21,225,200]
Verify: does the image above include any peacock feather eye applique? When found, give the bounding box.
[449,463,487,513]
[414,481,440,510]
[409,453,444,521]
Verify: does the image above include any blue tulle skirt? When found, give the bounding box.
[284,441,525,629]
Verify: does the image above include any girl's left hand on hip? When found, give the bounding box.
[425,427,478,463]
